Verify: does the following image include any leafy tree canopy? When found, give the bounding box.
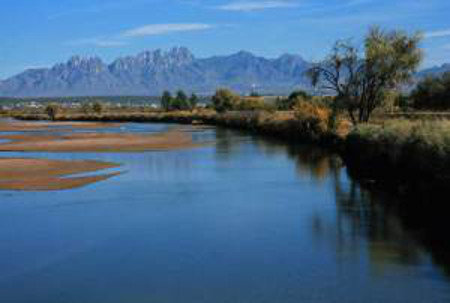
[308,26,423,124]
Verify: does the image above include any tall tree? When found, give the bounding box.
[161,91,173,111]
[93,101,104,114]
[308,26,423,124]
[174,90,189,110]
[189,93,199,109]
[45,103,60,121]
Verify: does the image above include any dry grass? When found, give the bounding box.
[346,119,450,189]
[353,119,450,155]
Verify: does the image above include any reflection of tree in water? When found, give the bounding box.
[333,178,426,274]
[253,135,429,273]
[308,166,450,281]
[247,131,442,275]
[214,127,248,161]
[286,144,342,183]
[279,145,432,275]
[249,133,442,276]
[248,135,343,183]
[213,128,450,279]
[214,129,342,184]
[333,171,450,278]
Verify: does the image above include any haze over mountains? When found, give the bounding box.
[0,47,312,97]
[0,47,448,98]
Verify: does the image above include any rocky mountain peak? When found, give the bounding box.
[67,56,104,67]
[0,48,313,97]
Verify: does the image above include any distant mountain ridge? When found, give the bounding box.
[418,63,450,78]
[1,47,447,97]
[0,47,312,97]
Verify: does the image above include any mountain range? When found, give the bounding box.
[418,63,450,78]
[0,47,311,97]
[0,47,448,97]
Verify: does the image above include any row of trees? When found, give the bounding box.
[211,89,276,112]
[41,26,430,124]
[161,90,198,111]
[275,91,315,110]
[45,101,104,120]
[168,27,424,125]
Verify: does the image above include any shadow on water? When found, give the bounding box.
[214,127,342,183]
[232,129,450,281]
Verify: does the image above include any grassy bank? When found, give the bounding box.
[345,120,450,194]
[11,109,347,146]
[344,119,450,230]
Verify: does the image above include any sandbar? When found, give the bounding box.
[0,158,121,191]
[0,120,118,132]
[0,129,201,152]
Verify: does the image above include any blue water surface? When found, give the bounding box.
[0,124,449,303]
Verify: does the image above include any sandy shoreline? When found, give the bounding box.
[0,119,204,152]
[0,158,121,191]
[0,128,202,152]
[0,120,206,191]
[0,120,118,132]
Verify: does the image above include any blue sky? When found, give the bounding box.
[1,0,450,79]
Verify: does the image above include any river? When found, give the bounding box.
[0,123,449,302]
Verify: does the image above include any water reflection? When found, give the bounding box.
[215,129,342,183]
[250,133,449,280]
[333,178,429,273]
[212,127,450,281]
[0,124,449,302]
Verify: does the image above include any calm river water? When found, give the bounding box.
[0,123,449,303]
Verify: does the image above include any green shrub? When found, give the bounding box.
[172,90,190,110]
[212,89,240,113]
[81,102,91,114]
[45,103,60,121]
[236,97,271,111]
[189,94,198,109]
[0,106,8,116]
[93,101,104,114]
[276,90,312,110]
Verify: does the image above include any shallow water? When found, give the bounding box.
[0,124,449,303]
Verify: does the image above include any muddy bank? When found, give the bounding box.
[0,158,121,191]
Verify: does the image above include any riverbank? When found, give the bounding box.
[12,110,348,147]
[344,120,450,201]
[10,110,450,201]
